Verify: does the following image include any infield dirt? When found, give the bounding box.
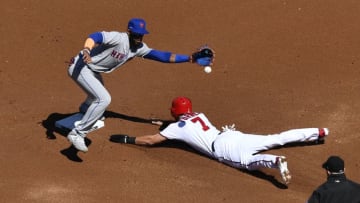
[1,0,360,202]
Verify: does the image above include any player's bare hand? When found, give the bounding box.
[221,124,236,132]
[82,49,92,64]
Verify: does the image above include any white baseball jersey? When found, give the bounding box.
[160,112,323,171]
[86,31,152,73]
[160,112,220,157]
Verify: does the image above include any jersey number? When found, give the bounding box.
[191,117,210,131]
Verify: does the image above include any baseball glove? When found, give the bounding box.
[191,45,215,66]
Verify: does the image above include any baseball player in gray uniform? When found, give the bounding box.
[112,96,329,185]
[67,18,201,153]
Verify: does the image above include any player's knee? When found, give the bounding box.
[102,95,111,107]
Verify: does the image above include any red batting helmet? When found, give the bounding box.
[170,97,192,118]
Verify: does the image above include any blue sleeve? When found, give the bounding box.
[88,32,103,44]
[144,50,190,63]
[174,54,190,63]
[144,50,171,62]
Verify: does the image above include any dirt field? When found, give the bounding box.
[1,0,360,202]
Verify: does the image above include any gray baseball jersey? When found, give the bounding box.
[87,31,152,73]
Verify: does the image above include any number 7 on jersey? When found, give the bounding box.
[191,116,210,131]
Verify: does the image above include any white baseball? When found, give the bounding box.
[204,66,212,73]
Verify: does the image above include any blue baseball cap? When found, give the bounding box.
[128,18,149,35]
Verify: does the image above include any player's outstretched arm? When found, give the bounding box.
[110,133,167,146]
[143,45,215,66]
[136,133,167,145]
[143,50,190,63]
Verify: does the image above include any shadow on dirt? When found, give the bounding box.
[41,110,167,138]
[243,169,289,189]
[157,139,324,189]
[153,139,295,189]
[40,110,168,162]
[108,133,309,189]
[111,129,324,189]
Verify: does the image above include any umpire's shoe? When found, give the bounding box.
[67,130,88,152]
